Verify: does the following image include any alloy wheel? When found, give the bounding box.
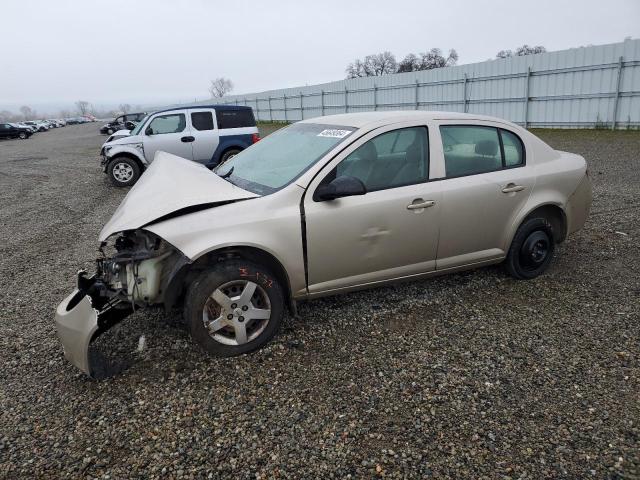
[202,280,271,346]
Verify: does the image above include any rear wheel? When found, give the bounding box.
[107,157,140,187]
[184,260,284,357]
[220,148,242,164]
[18,132,27,139]
[106,128,114,135]
[505,217,555,279]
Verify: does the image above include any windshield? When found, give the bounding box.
[215,123,355,195]
[129,115,149,135]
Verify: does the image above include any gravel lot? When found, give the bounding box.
[0,123,638,479]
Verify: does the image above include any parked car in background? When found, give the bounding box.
[55,111,592,377]
[100,112,146,135]
[0,123,33,139]
[24,121,48,132]
[15,122,38,133]
[101,105,259,186]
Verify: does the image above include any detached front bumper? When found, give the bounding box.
[55,273,134,377]
[55,290,100,375]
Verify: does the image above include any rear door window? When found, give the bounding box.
[191,111,214,131]
[216,109,256,129]
[440,126,502,177]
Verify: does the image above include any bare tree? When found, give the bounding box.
[118,103,131,113]
[209,77,234,98]
[346,51,397,78]
[398,48,458,73]
[20,105,35,120]
[497,45,546,58]
[75,100,90,115]
[0,110,15,121]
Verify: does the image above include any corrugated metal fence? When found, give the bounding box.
[191,39,640,128]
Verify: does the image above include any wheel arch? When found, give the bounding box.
[107,151,145,172]
[164,245,296,317]
[510,203,568,247]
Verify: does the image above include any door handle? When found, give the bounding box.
[407,200,436,210]
[502,184,525,193]
[181,136,195,143]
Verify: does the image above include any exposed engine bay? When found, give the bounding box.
[57,230,186,377]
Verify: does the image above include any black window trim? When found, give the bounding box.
[315,125,431,199]
[437,124,526,181]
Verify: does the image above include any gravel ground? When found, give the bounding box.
[0,124,638,479]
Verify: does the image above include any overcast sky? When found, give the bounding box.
[2,0,638,115]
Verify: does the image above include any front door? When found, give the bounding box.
[303,125,441,295]
[142,110,194,163]
[188,109,219,164]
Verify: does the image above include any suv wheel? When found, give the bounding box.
[184,260,285,357]
[220,148,241,164]
[106,128,114,135]
[505,217,555,279]
[107,157,140,187]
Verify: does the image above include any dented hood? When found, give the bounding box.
[99,152,258,241]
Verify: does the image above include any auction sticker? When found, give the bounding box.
[317,129,352,138]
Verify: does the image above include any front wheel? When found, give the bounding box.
[107,157,141,187]
[184,261,284,357]
[18,132,27,139]
[505,217,555,279]
[106,128,114,135]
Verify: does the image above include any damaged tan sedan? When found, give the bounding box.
[55,111,592,376]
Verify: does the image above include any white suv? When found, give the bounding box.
[100,105,260,186]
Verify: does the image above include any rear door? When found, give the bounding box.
[142,110,194,163]
[188,108,219,164]
[434,122,534,269]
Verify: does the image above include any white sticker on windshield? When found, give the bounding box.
[317,129,351,138]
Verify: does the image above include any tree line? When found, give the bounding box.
[0,101,143,122]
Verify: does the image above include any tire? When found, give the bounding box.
[220,148,242,164]
[505,217,555,280]
[184,260,285,357]
[107,157,140,187]
[18,132,27,140]
[106,128,114,135]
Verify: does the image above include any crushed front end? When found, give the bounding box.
[54,230,185,377]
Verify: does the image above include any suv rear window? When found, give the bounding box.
[216,109,256,129]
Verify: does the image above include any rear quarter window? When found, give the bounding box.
[216,109,256,129]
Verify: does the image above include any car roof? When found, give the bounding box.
[299,110,521,130]
[151,104,252,115]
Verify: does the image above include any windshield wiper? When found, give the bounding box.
[219,166,234,179]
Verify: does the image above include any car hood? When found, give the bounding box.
[99,152,259,241]
[105,133,141,147]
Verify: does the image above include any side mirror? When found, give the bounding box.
[314,175,367,201]
[124,121,135,130]
[145,127,153,135]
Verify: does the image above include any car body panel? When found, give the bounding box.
[99,152,258,241]
[55,290,99,376]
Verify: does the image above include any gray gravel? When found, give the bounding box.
[0,124,638,479]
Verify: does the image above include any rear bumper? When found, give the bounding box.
[55,290,100,375]
[566,173,592,235]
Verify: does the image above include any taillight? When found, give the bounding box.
[252,133,260,144]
